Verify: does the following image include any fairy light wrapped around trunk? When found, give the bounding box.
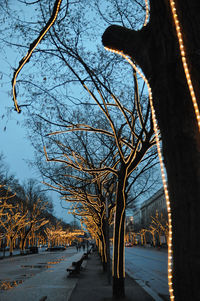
[104,44,174,300]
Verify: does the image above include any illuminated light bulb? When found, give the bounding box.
[169,0,200,132]
[143,0,149,27]
[185,71,190,78]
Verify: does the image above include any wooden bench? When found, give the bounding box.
[66,255,85,276]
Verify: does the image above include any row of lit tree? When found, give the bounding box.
[0,183,84,255]
[126,211,169,247]
[1,0,200,299]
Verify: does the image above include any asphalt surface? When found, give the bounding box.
[0,248,85,301]
[0,248,163,301]
[69,251,154,301]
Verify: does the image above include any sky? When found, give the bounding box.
[0,1,76,223]
[0,0,41,187]
[0,1,85,224]
[0,1,162,223]
[0,21,73,223]
[0,99,73,223]
[0,104,72,223]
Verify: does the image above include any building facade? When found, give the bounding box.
[140,188,166,227]
[126,188,168,246]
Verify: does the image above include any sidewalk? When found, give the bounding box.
[69,252,154,301]
[0,251,85,301]
[0,250,156,301]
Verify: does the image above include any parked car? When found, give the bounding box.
[0,246,9,251]
[125,242,133,247]
[29,246,38,254]
[46,246,66,251]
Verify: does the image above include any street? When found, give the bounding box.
[0,245,169,301]
[0,246,47,258]
[125,246,169,301]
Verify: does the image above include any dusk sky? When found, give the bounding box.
[0,1,158,223]
[0,30,73,223]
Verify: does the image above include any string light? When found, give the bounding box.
[104,1,200,298]
[104,46,174,300]
[112,208,116,276]
[116,171,127,278]
[143,0,149,27]
[12,0,63,113]
[169,0,200,132]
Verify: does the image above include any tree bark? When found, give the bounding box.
[99,230,107,272]
[102,1,200,300]
[112,172,126,298]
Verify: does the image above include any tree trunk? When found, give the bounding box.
[102,221,108,272]
[99,232,107,272]
[102,1,200,300]
[112,175,126,298]
[9,238,14,256]
[21,227,32,252]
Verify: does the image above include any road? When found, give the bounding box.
[125,246,169,301]
[0,247,85,300]
[0,246,47,257]
[0,245,169,300]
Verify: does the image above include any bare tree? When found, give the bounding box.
[18,198,49,253]
[2,1,162,297]
[102,1,200,299]
[0,200,29,256]
[42,67,157,296]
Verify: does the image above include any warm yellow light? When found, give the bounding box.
[104,11,175,295]
[143,0,149,27]
[12,0,63,113]
[169,0,200,132]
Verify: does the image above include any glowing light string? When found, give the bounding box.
[12,0,63,113]
[104,45,174,299]
[143,0,149,27]
[104,0,200,297]
[169,0,200,131]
